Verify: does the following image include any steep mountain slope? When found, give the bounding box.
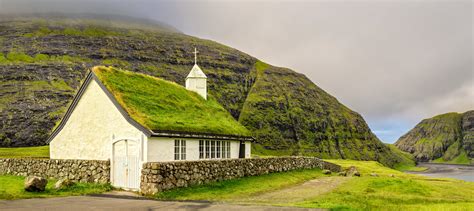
[0,17,405,166]
[395,111,474,164]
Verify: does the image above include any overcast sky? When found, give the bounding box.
[1,0,472,143]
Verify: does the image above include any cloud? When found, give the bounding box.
[0,0,472,143]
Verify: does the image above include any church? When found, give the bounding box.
[47,49,253,190]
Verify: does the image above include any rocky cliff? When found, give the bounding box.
[0,16,405,166]
[395,111,474,164]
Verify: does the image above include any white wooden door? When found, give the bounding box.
[112,139,140,190]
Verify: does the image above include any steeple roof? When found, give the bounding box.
[186,64,207,79]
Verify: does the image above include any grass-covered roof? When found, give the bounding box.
[92,66,251,137]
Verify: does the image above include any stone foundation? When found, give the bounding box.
[0,158,110,183]
[141,157,341,194]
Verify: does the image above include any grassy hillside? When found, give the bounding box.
[0,146,49,158]
[241,61,405,166]
[395,111,474,164]
[386,144,426,171]
[0,17,406,166]
[93,66,250,136]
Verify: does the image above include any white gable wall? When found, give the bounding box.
[50,79,145,160]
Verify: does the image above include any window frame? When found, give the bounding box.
[211,141,216,159]
[205,140,210,158]
[181,139,186,160]
[198,140,232,160]
[216,141,221,158]
[174,139,186,160]
[199,140,204,159]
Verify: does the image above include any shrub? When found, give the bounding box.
[0,53,7,63]
[34,54,50,61]
[7,52,34,63]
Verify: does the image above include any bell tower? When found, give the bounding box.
[185,48,207,100]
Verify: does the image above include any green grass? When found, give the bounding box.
[0,51,91,64]
[293,160,474,210]
[0,175,112,200]
[102,58,131,68]
[153,159,474,210]
[93,66,251,136]
[0,146,50,158]
[23,26,123,38]
[155,168,327,201]
[386,144,427,171]
[433,150,472,165]
[393,163,427,172]
[251,143,293,157]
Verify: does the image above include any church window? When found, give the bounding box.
[199,140,232,159]
[205,140,210,158]
[199,140,204,159]
[181,140,186,160]
[174,139,186,160]
[211,141,216,158]
[224,141,227,158]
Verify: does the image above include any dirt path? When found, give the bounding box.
[237,176,350,204]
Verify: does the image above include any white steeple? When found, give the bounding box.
[185,48,207,100]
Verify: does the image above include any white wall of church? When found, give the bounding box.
[185,78,207,100]
[50,79,145,160]
[146,137,196,162]
[147,137,249,162]
[231,141,241,158]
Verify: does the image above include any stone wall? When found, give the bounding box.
[0,158,110,183]
[141,157,341,194]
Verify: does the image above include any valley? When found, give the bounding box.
[0,17,407,167]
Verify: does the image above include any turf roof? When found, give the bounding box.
[92,66,251,137]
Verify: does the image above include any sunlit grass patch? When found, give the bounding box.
[293,160,474,210]
[0,175,112,200]
[0,146,50,158]
[155,168,327,201]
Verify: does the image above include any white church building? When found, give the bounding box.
[47,49,253,190]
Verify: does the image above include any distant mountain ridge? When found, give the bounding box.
[0,16,406,167]
[395,110,474,164]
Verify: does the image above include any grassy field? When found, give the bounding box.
[0,146,50,158]
[154,160,474,210]
[0,175,112,200]
[295,160,474,210]
[156,168,328,201]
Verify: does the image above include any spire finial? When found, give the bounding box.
[194,47,198,65]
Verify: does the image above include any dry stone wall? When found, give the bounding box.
[0,158,110,183]
[141,157,341,194]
